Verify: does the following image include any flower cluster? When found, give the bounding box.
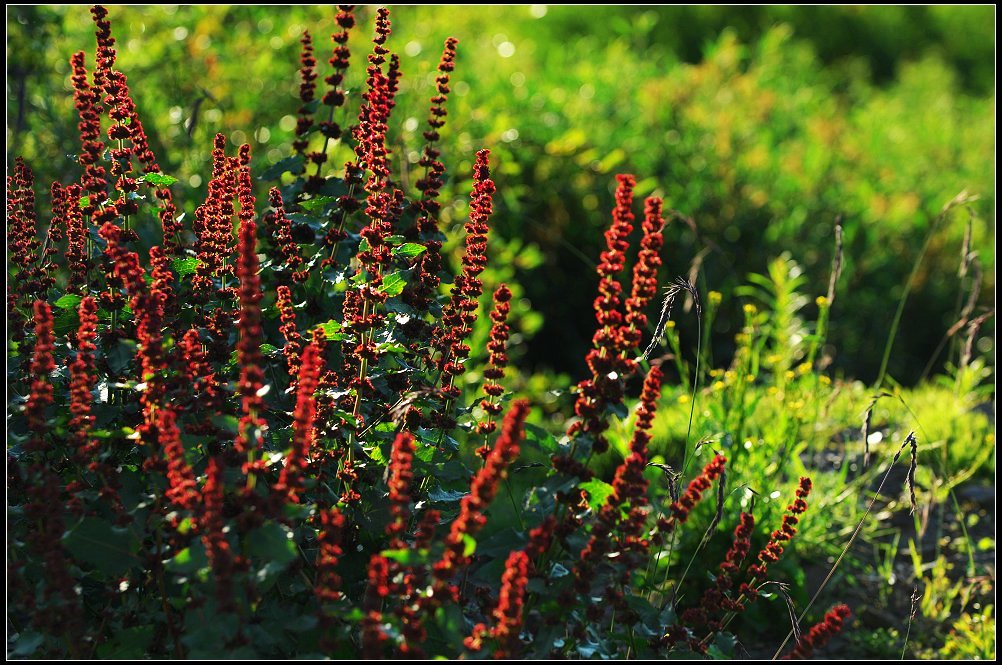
[234,150,267,460]
[747,477,811,581]
[293,30,318,155]
[264,188,306,282]
[623,197,665,348]
[465,550,530,658]
[662,454,728,533]
[193,134,238,298]
[274,331,325,504]
[69,297,99,462]
[567,174,645,453]
[575,366,663,593]
[24,301,55,454]
[69,50,108,211]
[433,399,528,590]
[385,432,415,548]
[160,407,198,512]
[782,605,852,660]
[62,183,89,293]
[276,285,303,382]
[436,149,495,399]
[319,5,355,139]
[8,160,46,332]
[477,283,513,439]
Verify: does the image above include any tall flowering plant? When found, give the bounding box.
[6,5,847,660]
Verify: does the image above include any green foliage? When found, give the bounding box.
[5,4,994,661]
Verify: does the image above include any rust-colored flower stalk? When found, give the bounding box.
[385,431,416,548]
[293,30,318,155]
[25,301,55,452]
[747,477,811,582]
[782,605,851,659]
[233,151,267,461]
[566,174,639,454]
[275,331,325,504]
[69,297,99,462]
[433,399,528,589]
[465,550,530,658]
[160,407,198,512]
[477,283,513,441]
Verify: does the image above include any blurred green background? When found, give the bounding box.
[6,5,995,384]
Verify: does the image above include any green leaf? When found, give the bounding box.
[707,632,737,659]
[259,154,306,180]
[428,487,468,504]
[166,542,210,575]
[381,548,429,566]
[298,196,338,212]
[63,516,141,576]
[246,521,297,565]
[139,172,179,187]
[578,478,615,511]
[107,339,137,374]
[78,195,91,209]
[524,423,560,455]
[392,242,427,258]
[96,625,155,659]
[379,271,407,297]
[171,257,199,276]
[461,533,477,558]
[316,319,343,340]
[53,294,83,309]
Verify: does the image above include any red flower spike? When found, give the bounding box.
[69,297,99,462]
[782,605,852,659]
[274,331,325,504]
[160,408,198,512]
[477,283,513,438]
[565,174,640,452]
[25,301,55,452]
[233,150,267,458]
[433,399,529,587]
[316,507,346,604]
[747,476,813,582]
[200,456,234,610]
[386,431,416,548]
[435,149,495,397]
[276,285,303,383]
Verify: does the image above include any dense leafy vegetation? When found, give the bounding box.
[6,5,994,660]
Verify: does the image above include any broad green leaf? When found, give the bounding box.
[461,533,477,557]
[63,516,141,576]
[379,271,407,297]
[166,542,209,575]
[53,294,83,309]
[578,478,615,511]
[171,257,199,276]
[392,242,427,258]
[78,195,91,208]
[428,487,468,504]
[298,196,338,212]
[258,154,305,180]
[524,423,560,455]
[246,521,297,565]
[139,172,179,186]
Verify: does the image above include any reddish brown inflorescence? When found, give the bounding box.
[782,605,852,659]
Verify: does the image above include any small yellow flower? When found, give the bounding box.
[743,304,757,316]
[677,393,690,405]
[797,362,812,376]
[665,320,676,329]
[712,380,726,392]
[784,370,796,382]
[745,374,755,383]
[709,369,723,378]
[819,375,831,386]
[816,295,828,307]
[724,370,737,383]
[708,291,722,306]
